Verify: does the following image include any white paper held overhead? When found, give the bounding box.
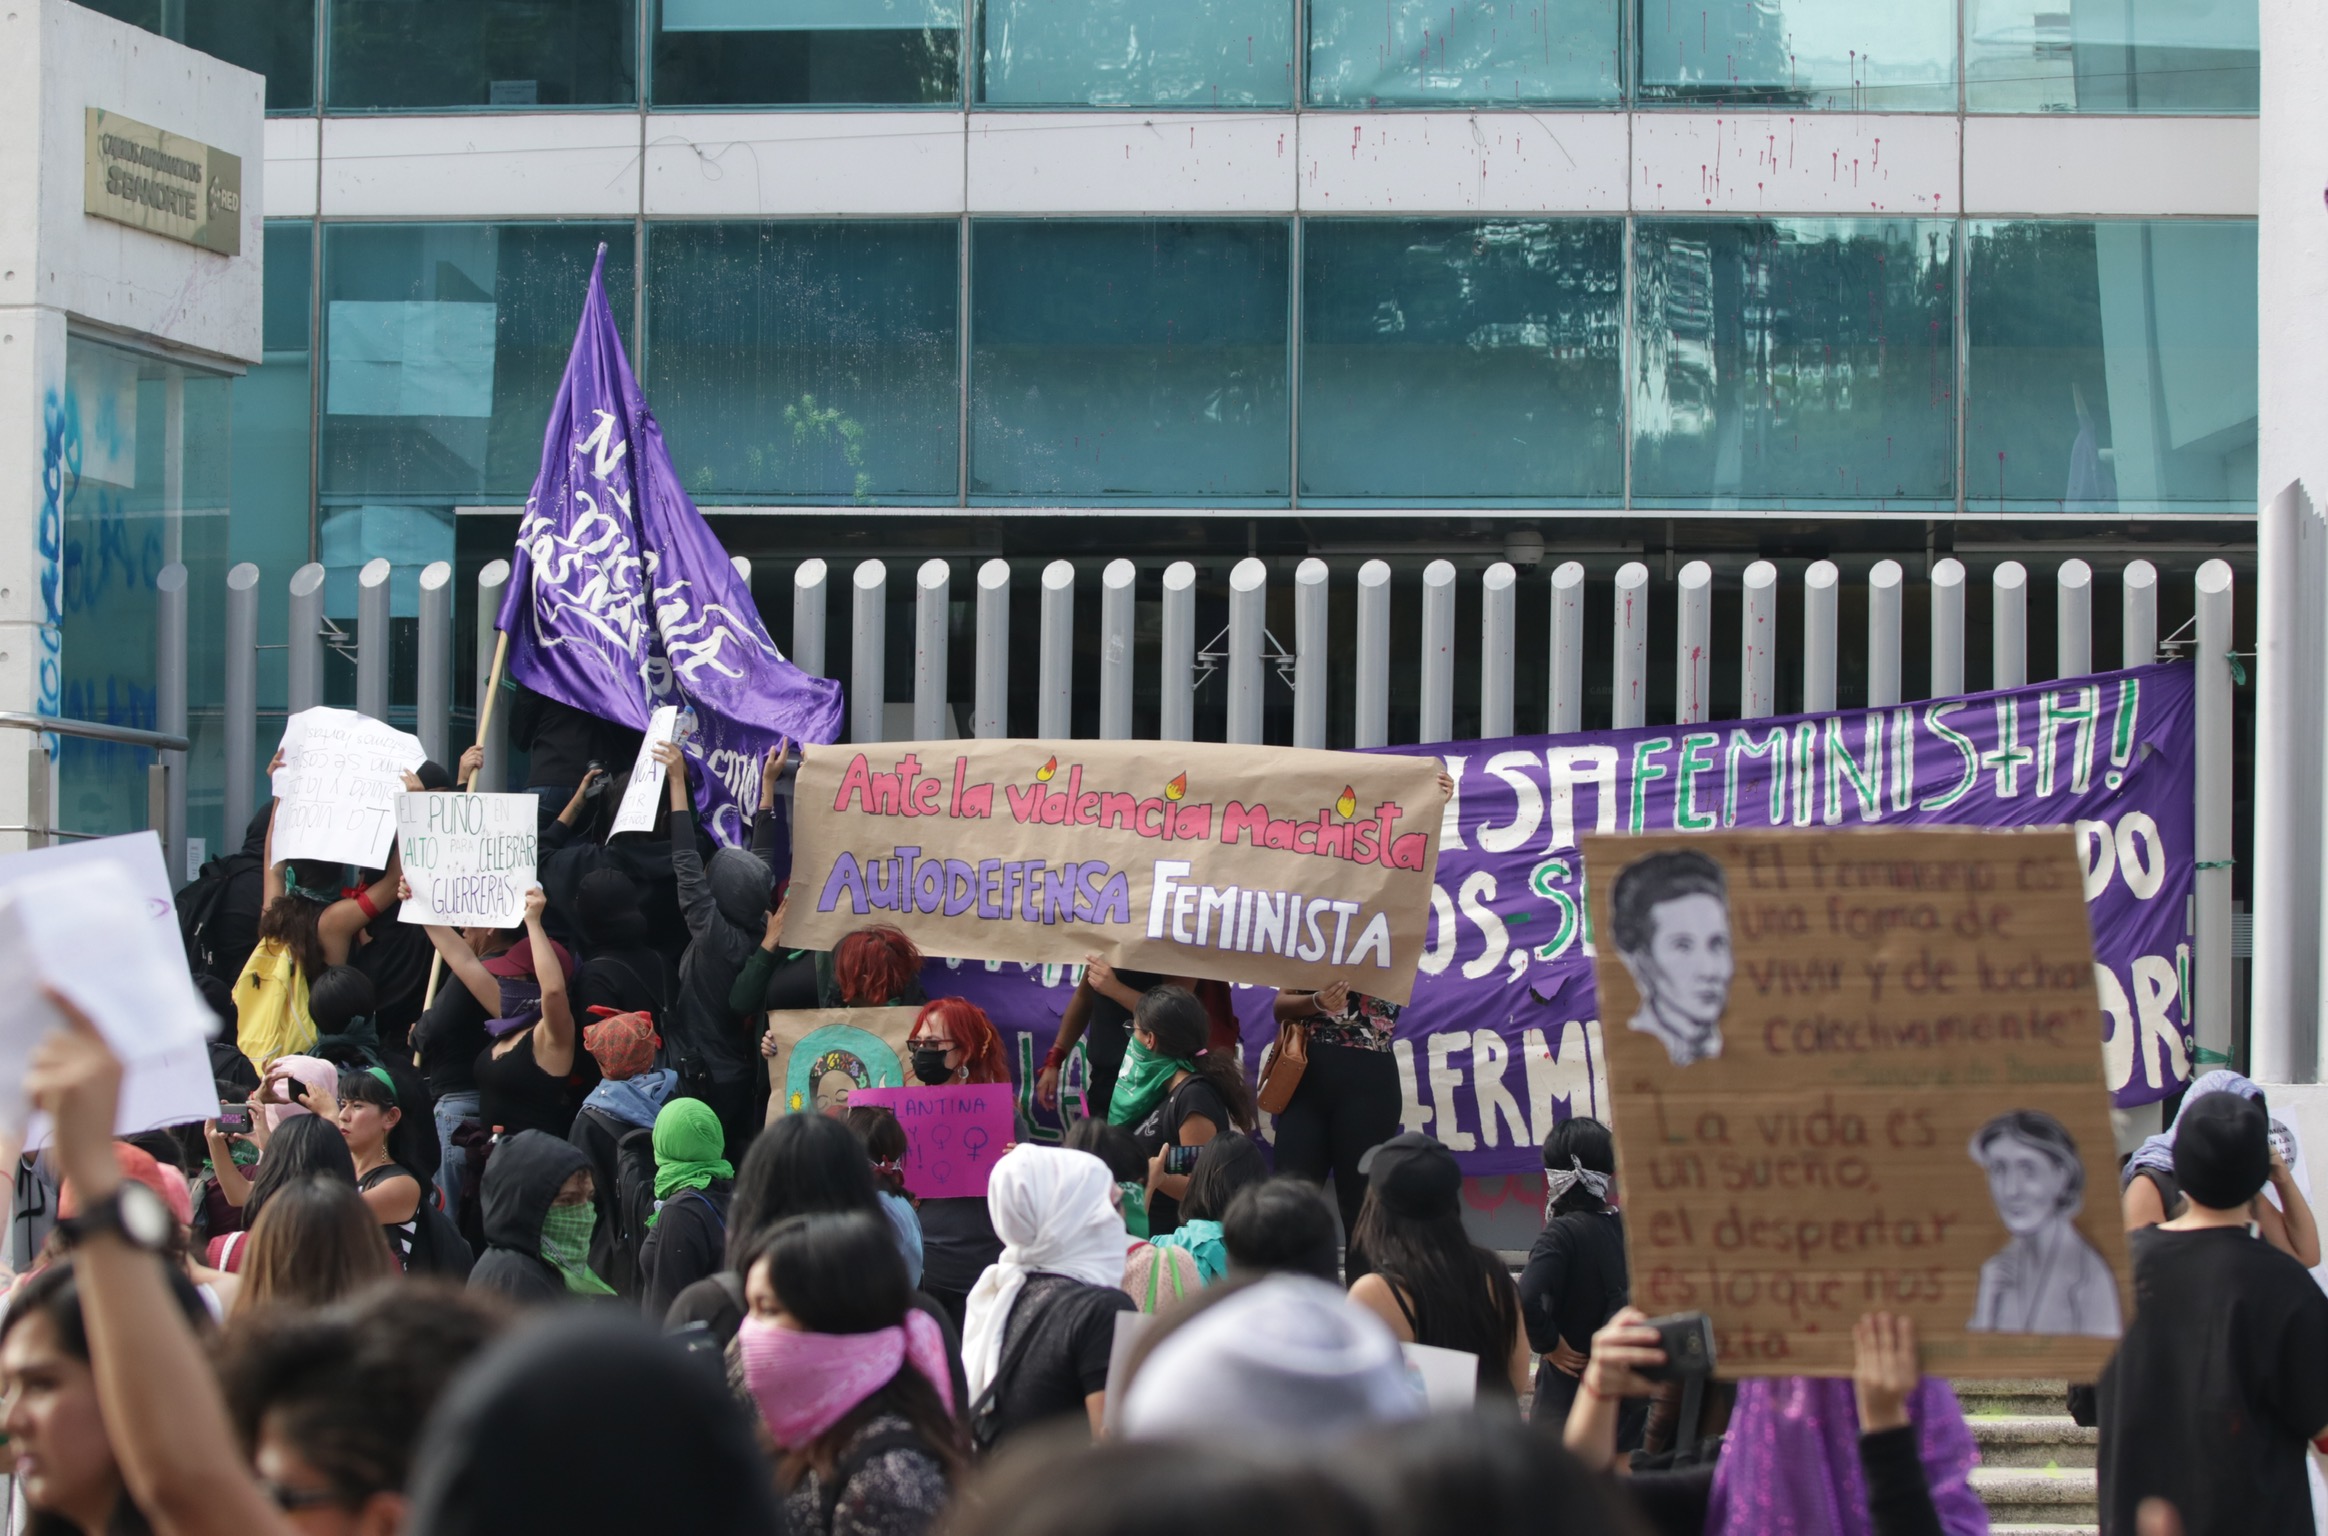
[272,706,428,868]
[396,793,539,928]
[608,704,681,838]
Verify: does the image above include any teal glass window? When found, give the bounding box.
[970,220,1290,505]
[1301,219,1623,506]
[1630,218,1956,511]
[651,0,960,106]
[979,0,1294,107]
[1966,220,2255,515]
[645,222,960,504]
[1306,0,1621,106]
[320,223,634,611]
[78,0,318,112]
[1636,0,1957,109]
[1966,0,2258,112]
[328,0,635,110]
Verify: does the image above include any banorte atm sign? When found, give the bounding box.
[82,109,241,258]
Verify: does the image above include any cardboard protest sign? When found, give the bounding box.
[395,793,538,928]
[849,1083,1015,1198]
[763,1007,919,1119]
[787,740,1450,1003]
[1586,826,2132,1379]
[609,705,681,838]
[271,707,427,868]
[0,860,216,1139]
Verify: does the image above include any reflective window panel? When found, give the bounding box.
[1965,0,2258,113]
[645,222,961,504]
[78,0,318,111]
[979,0,1293,107]
[328,0,635,110]
[1302,219,1623,505]
[971,220,1290,505]
[1307,0,1622,106]
[1635,0,1958,109]
[1630,218,1956,511]
[652,0,961,105]
[1966,220,2256,515]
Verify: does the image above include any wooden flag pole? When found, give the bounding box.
[421,630,511,1016]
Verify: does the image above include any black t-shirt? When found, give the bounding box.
[351,915,435,1053]
[989,1273,1133,1445]
[1079,969,1165,1113]
[918,1195,1004,1298]
[2099,1225,2328,1536]
[1129,1075,1231,1235]
[1519,1206,1629,1414]
[415,983,492,1097]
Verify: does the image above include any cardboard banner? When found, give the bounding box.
[1586,825,2133,1379]
[394,793,539,928]
[763,1007,919,1118]
[849,1083,1016,1198]
[887,665,2196,1178]
[787,740,1450,1004]
[271,707,427,869]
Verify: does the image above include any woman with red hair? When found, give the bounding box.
[828,926,927,1009]
[907,996,1014,1331]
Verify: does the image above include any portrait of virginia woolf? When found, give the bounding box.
[1610,849,1734,1068]
[1966,1110,2122,1337]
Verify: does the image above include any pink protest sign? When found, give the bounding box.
[848,1083,1017,1200]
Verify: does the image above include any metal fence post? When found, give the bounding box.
[915,558,951,741]
[1930,558,1967,699]
[1867,559,1904,707]
[1229,558,1267,745]
[1294,558,1328,749]
[1676,560,1711,725]
[1419,560,1456,744]
[1480,562,1516,739]
[1993,561,2029,689]
[1549,561,1585,734]
[355,558,391,723]
[1039,561,1075,739]
[792,559,829,678]
[416,561,452,767]
[1803,560,1839,713]
[287,562,325,716]
[2056,558,2093,678]
[474,562,510,793]
[851,559,887,745]
[2194,559,2235,1074]
[1355,560,1392,748]
[1613,562,1649,729]
[1741,560,1777,719]
[1100,559,1136,741]
[731,555,752,585]
[223,563,259,843]
[1160,562,1196,743]
[975,559,1010,739]
[155,563,187,880]
[2123,559,2159,668]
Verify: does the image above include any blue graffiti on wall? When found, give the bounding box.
[37,389,72,717]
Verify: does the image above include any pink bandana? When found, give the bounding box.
[736,1310,955,1447]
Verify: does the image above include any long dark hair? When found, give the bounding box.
[1181,1131,1267,1222]
[338,1067,435,1181]
[843,1104,911,1201]
[1136,986,1257,1132]
[748,1213,965,1486]
[724,1113,882,1270]
[236,1178,397,1316]
[246,1113,358,1224]
[1542,1116,1616,1217]
[1351,1188,1521,1397]
[257,881,331,980]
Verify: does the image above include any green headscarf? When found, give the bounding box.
[1108,1034,1194,1126]
[650,1098,734,1223]
[538,1201,615,1296]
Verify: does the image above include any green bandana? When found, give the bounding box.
[538,1202,614,1295]
[1108,1036,1194,1126]
[649,1098,734,1223]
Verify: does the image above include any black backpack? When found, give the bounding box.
[407,1194,474,1282]
[612,1124,663,1293]
[175,850,261,983]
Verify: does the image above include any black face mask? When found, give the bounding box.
[910,1046,954,1086]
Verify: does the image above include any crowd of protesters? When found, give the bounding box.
[0,688,2314,1536]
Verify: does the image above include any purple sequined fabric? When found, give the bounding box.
[1706,1376,1989,1536]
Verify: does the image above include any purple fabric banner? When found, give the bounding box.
[495,248,843,843]
[911,664,2198,1177]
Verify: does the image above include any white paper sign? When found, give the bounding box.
[0,861,216,1139]
[272,707,427,868]
[608,704,681,838]
[1101,1310,1155,1435]
[396,793,539,928]
[1400,1342,1478,1412]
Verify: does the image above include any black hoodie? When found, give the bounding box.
[468,1130,594,1306]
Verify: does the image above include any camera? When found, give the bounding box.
[583,760,609,799]
[1637,1311,1717,1382]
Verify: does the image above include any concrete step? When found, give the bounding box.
[1971,1466,2099,1526]
[1955,1378,2073,1417]
[1967,1413,2099,1468]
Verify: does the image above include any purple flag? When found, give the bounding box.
[497,247,843,843]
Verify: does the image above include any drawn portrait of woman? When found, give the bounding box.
[1966,1109,2122,1338]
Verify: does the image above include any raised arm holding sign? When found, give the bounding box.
[270,707,427,868]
